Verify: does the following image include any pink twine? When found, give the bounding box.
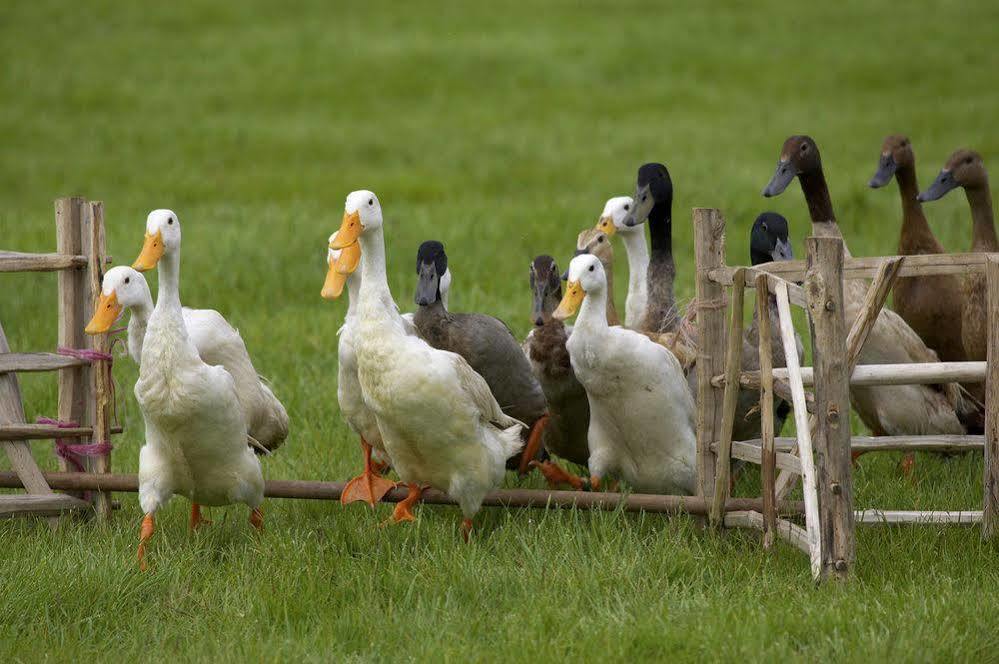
[57,346,113,362]
[36,417,113,473]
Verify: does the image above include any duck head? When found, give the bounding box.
[750,213,794,266]
[414,240,452,307]
[621,163,672,228]
[529,255,562,326]
[85,266,152,334]
[554,253,605,321]
[330,190,383,248]
[132,209,181,271]
[869,135,915,189]
[762,135,821,197]
[918,149,988,202]
[594,196,636,236]
[321,230,361,300]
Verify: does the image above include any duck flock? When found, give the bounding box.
[82,134,995,566]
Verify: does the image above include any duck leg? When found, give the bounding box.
[189,503,212,530]
[137,513,155,572]
[389,483,424,523]
[461,518,474,543]
[341,438,396,507]
[529,460,585,490]
[517,414,550,475]
[250,506,264,532]
[899,453,915,478]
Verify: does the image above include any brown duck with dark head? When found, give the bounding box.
[918,149,997,365]
[868,135,968,365]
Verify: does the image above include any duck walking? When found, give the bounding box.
[103,210,263,569]
[329,192,524,539]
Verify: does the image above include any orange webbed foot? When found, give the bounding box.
[342,439,396,507]
[461,518,473,543]
[529,460,585,490]
[900,453,915,479]
[250,507,264,532]
[137,513,155,572]
[382,484,423,526]
[189,503,212,531]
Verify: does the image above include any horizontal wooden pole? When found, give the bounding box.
[0,352,89,373]
[709,252,999,284]
[716,361,986,389]
[712,441,802,474]
[855,510,982,525]
[738,436,983,454]
[0,424,124,441]
[0,471,806,516]
[0,250,88,272]
[0,493,91,518]
[724,510,811,554]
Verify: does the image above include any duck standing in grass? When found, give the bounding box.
[102,210,263,569]
[918,149,997,370]
[763,135,976,446]
[329,191,524,539]
[322,233,396,506]
[523,255,590,485]
[86,265,289,454]
[554,253,696,494]
[411,240,548,473]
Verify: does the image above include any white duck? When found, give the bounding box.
[554,253,697,494]
[329,190,524,539]
[595,195,648,329]
[111,210,263,568]
[86,266,289,453]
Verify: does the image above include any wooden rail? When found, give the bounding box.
[716,361,986,390]
[0,423,123,441]
[0,251,88,272]
[0,352,90,373]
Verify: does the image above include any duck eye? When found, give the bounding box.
[588,265,594,272]
[761,223,768,232]
[800,144,808,152]
[965,157,973,164]
[597,236,604,243]
[168,218,173,225]
[124,277,130,284]
[623,204,630,211]
[368,198,374,206]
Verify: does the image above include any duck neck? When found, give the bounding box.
[357,227,400,322]
[648,201,673,257]
[574,287,609,335]
[799,168,836,225]
[965,184,998,252]
[895,165,939,254]
[126,299,153,362]
[602,261,620,326]
[620,228,649,306]
[345,273,361,320]
[154,250,184,317]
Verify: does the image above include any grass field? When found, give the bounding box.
[3,1,999,661]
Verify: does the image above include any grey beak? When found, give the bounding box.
[561,268,569,281]
[771,237,794,262]
[869,155,897,189]
[621,184,654,227]
[763,160,796,197]
[917,170,958,202]
[414,262,439,306]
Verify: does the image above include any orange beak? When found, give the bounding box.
[85,292,122,335]
[329,211,362,249]
[595,216,617,236]
[132,230,164,272]
[553,280,585,321]
[321,242,361,300]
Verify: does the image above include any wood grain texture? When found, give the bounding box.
[55,197,88,475]
[693,208,727,498]
[0,352,89,373]
[984,256,999,539]
[711,268,745,525]
[85,201,113,519]
[723,510,811,555]
[0,251,88,272]
[0,493,90,518]
[726,362,986,388]
[806,237,855,581]
[756,275,777,549]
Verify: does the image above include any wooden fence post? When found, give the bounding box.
[711,268,745,525]
[805,237,855,580]
[56,197,89,477]
[984,256,999,540]
[85,201,113,520]
[693,208,727,498]
[756,274,777,549]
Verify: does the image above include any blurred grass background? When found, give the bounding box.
[2,0,999,661]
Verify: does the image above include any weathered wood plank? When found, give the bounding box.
[856,510,982,525]
[743,435,983,453]
[756,274,777,550]
[711,268,745,526]
[693,208,727,499]
[0,251,88,272]
[709,251,999,284]
[806,236,855,581]
[0,493,91,518]
[0,423,123,440]
[723,510,811,555]
[85,201,113,519]
[56,197,88,475]
[774,281,823,579]
[844,256,904,367]
[0,352,89,373]
[710,440,802,474]
[724,362,986,389]
[984,256,999,540]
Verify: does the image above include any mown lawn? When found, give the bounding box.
[2,1,999,661]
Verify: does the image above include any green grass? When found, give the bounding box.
[3,0,999,661]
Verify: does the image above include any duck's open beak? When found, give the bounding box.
[553,280,584,320]
[132,230,164,272]
[595,216,617,236]
[917,170,957,202]
[329,211,362,249]
[85,292,122,335]
[321,242,361,300]
[763,159,797,197]
[869,154,897,189]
